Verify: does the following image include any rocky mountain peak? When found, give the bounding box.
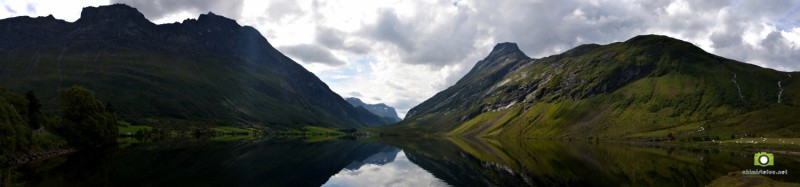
[345,97,402,123]
[464,42,531,78]
[346,97,365,105]
[487,42,525,58]
[75,4,152,26]
[195,11,241,29]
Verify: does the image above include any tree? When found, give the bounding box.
[58,86,118,148]
[25,91,42,130]
[105,101,118,122]
[0,95,31,161]
[0,98,20,155]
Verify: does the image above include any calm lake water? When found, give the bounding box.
[3,137,800,186]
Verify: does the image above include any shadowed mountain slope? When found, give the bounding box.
[0,4,385,128]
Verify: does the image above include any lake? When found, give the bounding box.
[3,137,800,186]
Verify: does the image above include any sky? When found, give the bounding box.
[2,0,800,118]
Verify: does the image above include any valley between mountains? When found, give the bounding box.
[3,3,800,186]
[2,4,799,141]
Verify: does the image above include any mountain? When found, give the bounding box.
[394,35,800,139]
[346,97,402,124]
[0,4,386,128]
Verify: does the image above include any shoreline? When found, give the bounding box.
[2,148,77,168]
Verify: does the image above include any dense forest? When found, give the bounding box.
[0,86,117,164]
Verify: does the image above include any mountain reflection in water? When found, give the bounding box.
[4,137,800,186]
[323,149,448,187]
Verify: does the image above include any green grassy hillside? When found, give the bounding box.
[394,35,800,139]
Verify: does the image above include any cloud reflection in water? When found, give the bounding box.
[322,150,448,187]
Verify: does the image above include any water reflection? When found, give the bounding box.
[323,150,448,187]
[7,139,409,186]
[4,137,800,186]
[343,147,401,169]
[387,138,800,186]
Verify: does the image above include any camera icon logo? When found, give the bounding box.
[754,152,774,167]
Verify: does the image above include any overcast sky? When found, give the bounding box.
[3,0,800,118]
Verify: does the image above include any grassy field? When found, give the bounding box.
[302,126,345,143]
[206,126,260,141]
[717,138,800,145]
[211,135,255,141]
[303,126,345,136]
[303,136,341,143]
[210,126,258,134]
[118,125,153,135]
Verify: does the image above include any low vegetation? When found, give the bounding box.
[1,86,117,164]
[118,124,153,135]
[211,126,258,134]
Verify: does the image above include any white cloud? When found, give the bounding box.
[317,59,470,118]
[322,150,448,187]
[0,0,110,21]
[3,0,800,118]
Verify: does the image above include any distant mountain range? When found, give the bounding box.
[0,4,387,128]
[346,97,402,124]
[394,35,800,138]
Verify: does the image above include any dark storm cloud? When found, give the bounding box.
[280,44,346,66]
[110,0,244,21]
